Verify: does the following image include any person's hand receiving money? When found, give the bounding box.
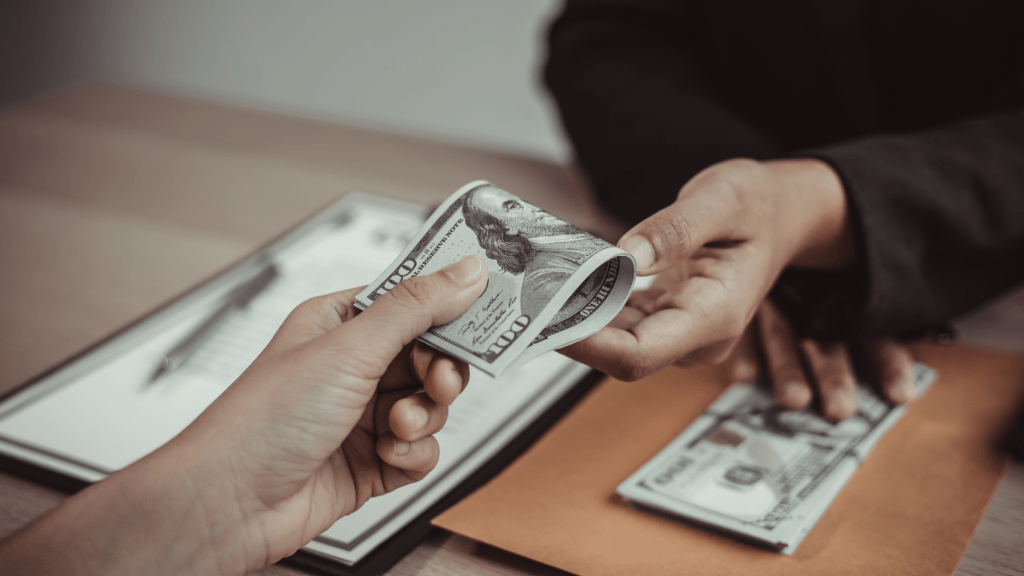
[561,158,856,381]
[0,257,487,576]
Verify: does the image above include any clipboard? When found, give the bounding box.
[0,192,603,576]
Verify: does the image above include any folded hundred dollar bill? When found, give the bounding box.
[355,180,637,377]
[617,364,937,554]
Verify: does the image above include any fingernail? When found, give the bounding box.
[442,255,483,286]
[409,404,429,431]
[783,381,812,408]
[620,235,655,271]
[891,375,916,403]
[827,389,857,420]
[392,439,411,456]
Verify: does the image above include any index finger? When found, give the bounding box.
[562,276,738,380]
[261,286,364,355]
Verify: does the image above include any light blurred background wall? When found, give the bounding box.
[0,0,569,162]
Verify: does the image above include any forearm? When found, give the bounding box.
[0,443,254,576]
[778,107,1024,340]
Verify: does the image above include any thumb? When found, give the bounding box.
[618,163,754,274]
[323,255,487,379]
[618,199,725,275]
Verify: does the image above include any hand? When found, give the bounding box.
[729,299,918,420]
[0,256,487,576]
[562,157,856,380]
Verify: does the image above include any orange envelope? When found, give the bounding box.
[434,344,1024,576]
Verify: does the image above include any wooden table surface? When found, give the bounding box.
[0,84,1020,576]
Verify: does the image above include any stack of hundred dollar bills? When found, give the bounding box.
[356,180,636,377]
[617,364,936,554]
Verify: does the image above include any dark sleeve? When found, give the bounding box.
[544,0,780,225]
[773,108,1024,340]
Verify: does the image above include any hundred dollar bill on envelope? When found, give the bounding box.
[617,363,937,554]
[355,180,637,377]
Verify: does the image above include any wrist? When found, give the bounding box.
[0,441,256,576]
[128,433,266,576]
[763,158,855,269]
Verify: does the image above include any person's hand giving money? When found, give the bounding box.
[728,299,918,420]
[561,157,917,417]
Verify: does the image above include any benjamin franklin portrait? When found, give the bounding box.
[462,186,606,321]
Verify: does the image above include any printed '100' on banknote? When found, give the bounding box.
[354,180,636,377]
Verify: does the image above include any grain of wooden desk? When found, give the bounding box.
[0,85,1020,576]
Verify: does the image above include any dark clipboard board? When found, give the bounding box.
[0,191,605,576]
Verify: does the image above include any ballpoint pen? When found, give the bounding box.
[148,264,279,384]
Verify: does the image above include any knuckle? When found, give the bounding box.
[658,211,695,254]
[708,158,762,183]
[689,158,763,216]
[290,294,352,325]
[292,295,326,317]
[692,160,746,195]
[387,276,438,309]
[613,357,653,382]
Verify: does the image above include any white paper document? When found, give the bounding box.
[0,193,593,566]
